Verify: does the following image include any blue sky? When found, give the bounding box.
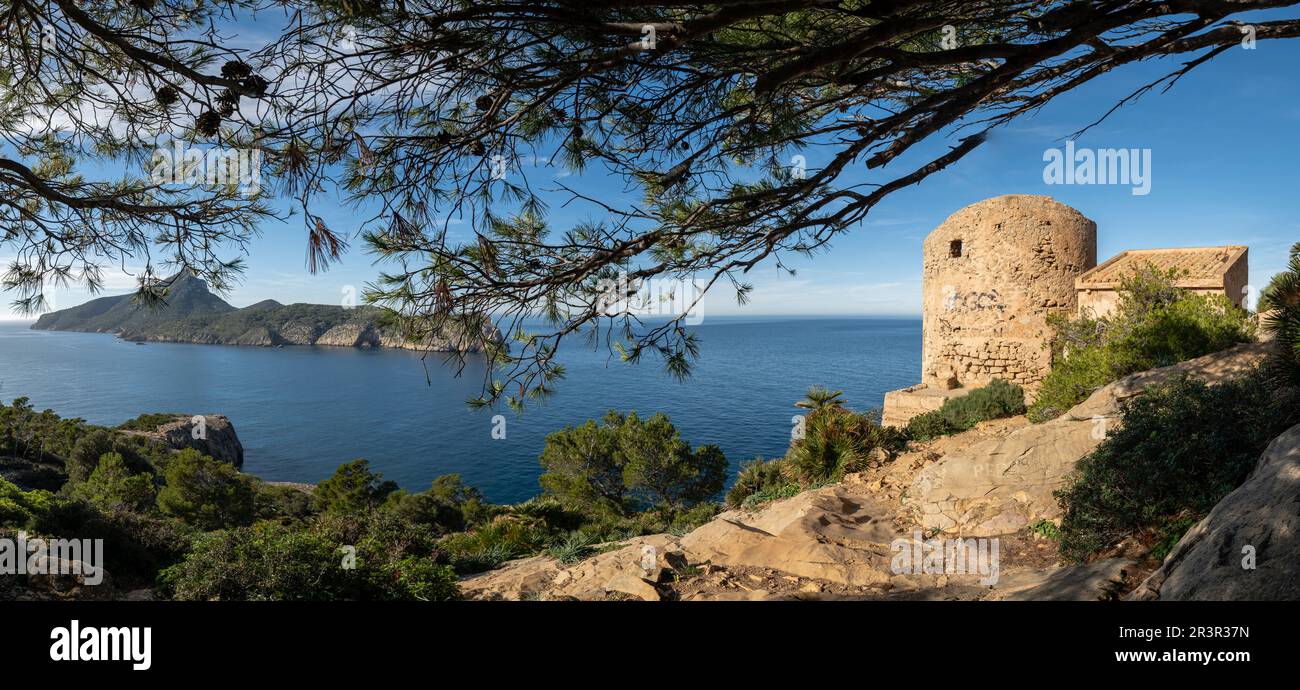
[6,12,1299,319]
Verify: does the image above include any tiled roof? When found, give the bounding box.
[1076,246,1247,290]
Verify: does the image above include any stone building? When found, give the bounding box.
[881,195,1252,429]
[882,195,1097,427]
[1075,245,1248,318]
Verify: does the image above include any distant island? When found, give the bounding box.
[31,272,501,353]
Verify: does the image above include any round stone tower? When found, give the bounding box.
[920,195,1096,395]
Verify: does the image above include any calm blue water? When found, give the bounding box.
[0,317,920,503]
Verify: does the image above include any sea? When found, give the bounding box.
[0,317,920,503]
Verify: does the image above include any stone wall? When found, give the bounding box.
[920,195,1097,397]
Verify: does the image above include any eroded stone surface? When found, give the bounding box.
[1129,422,1300,601]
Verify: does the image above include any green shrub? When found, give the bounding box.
[383,474,487,534]
[254,483,317,522]
[161,522,362,600]
[437,514,553,574]
[1030,266,1254,422]
[539,410,726,515]
[381,556,460,601]
[905,379,1025,441]
[116,413,184,432]
[740,481,802,510]
[0,478,55,528]
[1028,519,1061,541]
[315,459,399,515]
[725,458,788,508]
[787,407,903,484]
[547,531,598,563]
[31,498,189,584]
[156,449,256,530]
[1054,373,1300,561]
[69,452,156,513]
[160,515,459,601]
[1260,241,1300,386]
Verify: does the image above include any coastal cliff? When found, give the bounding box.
[31,272,502,353]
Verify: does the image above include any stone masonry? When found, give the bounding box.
[883,195,1098,426]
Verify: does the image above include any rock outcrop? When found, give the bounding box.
[906,341,1272,536]
[1128,422,1300,601]
[123,414,244,467]
[461,341,1284,602]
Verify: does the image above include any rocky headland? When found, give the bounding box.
[31,272,502,353]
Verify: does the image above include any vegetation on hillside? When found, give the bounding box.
[725,388,904,509]
[1029,265,1255,422]
[904,379,1025,441]
[1053,254,1300,563]
[0,401,731,599]
[1260,241,1300,386]
[1054,373,1300,562]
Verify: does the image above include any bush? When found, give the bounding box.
[1261,241,1300,386]
[619,413,727,510]
[254,483,317,523]
[0,478,54,528]
[725,458,789,508]
[905,379,1025,441]
[156,449,256,530]
[316,459,398,515]
[383,473,487,534]
[1029,266,1254,423]
[161,522,361,600]
[547,531,598,563]
[160,516,459,601]
[539,410,726,515]
[0,397,86,465]
[1054,373,1300,561]
[787,407,902,484]
[30,498,189,584]
[69,452,156,513]
[116,413,184,432]
[437,514,553,574]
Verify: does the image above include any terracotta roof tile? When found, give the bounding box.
[1076,246,1246,289]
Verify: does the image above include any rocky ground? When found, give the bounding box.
[463,342,1284,602]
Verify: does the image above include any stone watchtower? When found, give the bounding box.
[883,195,1097,427]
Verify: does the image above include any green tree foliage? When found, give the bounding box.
[0,478,54,529]
[1054,374,1300,562]
[1260,241,1300,386]
[538,413,625,513]
[787,407,903,485]
[156,450,256,530]
[69,452,156,514]
[795,386,846,411]
[248,1,1300,408]
[159,520,459,601]
[30,498,189,584]
[539,411,725,515]
[619,414,727,511]
[725,458,793,509]
[1029,266,1255,422]
[315,459,399,515]
[905,379,1026,441]
[1,397,86,467]
[384,474,487,534]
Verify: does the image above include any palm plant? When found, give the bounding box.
[1260,242,1300,386]
[795,386,846,411]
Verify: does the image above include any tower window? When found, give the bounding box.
[950,240,963,258]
